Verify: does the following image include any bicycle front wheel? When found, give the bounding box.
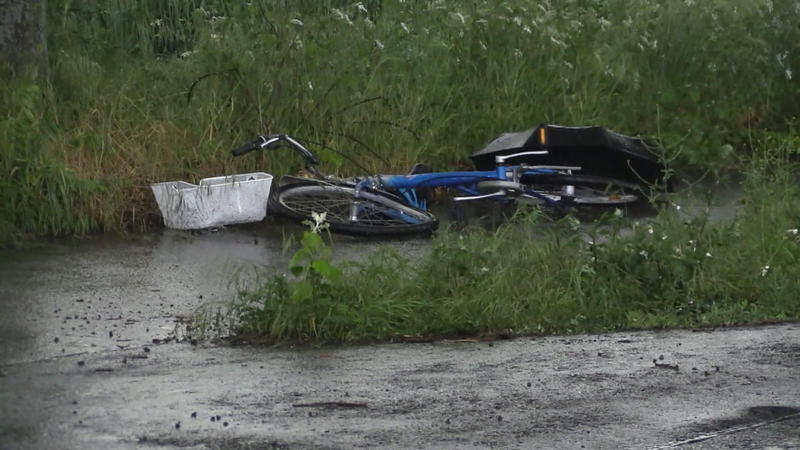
[522,174,641,206]
[271,181,438,236]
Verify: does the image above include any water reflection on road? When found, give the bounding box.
[0,219,431,365]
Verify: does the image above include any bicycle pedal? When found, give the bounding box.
[450,202,468,229]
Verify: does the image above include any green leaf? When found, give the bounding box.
[292,280,313,302]
[302,230,323,251]
[312,259,342,282]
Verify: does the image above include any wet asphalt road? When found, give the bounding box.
[1,221,799,449]
[2,323,799,449]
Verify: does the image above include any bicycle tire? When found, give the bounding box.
[270,181,438,236]
[521,174,641,205]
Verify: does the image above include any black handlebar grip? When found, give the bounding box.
[231,138,262,157]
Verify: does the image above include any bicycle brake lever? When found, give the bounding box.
[259,135,281,149]
[495,150,548,164]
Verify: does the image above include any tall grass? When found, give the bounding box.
[231,140,800,344]
[1,0,799,243]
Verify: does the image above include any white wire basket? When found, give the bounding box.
[151,172,273,230]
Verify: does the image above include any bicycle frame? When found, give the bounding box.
[374,168,564,210]
[232,134,583,225]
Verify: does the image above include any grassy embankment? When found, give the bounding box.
[2,0,798,244]
[230,139,800,344]
[2,1,799,342]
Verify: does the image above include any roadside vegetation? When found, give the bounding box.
[2,0,799,244]
[231,141,800,344]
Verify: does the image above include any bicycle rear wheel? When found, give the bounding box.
[270,181,438,236]
[522,174,641,205]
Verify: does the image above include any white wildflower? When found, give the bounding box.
[786,69,793,81]
[639,250,648,259]
[356,2,369,14]
[307,81,313,90]
[400,22,410,33]
[550,36,567,48]
[787,228,799,235]
[761,265,771,277]
[290,18,304,27]
[614,208,623,217]
[331,8,352,24]
[647,226,654,234]
[310,212,328,233]
[662,234,668,240]
[513,48,523,58]
[374,39,384,50]
[642,36,658,51]
[705,252,712,258]
[480,266,490,273]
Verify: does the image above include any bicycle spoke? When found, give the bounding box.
[279,187,421,227]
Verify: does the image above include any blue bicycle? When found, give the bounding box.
[232,126,657,236]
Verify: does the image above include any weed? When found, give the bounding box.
[231,143,800,344]
[2,0,800,243]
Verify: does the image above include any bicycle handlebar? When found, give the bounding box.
[231,134,322,175]
[231,136,269,156]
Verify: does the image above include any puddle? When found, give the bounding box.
[0,219,431,365]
